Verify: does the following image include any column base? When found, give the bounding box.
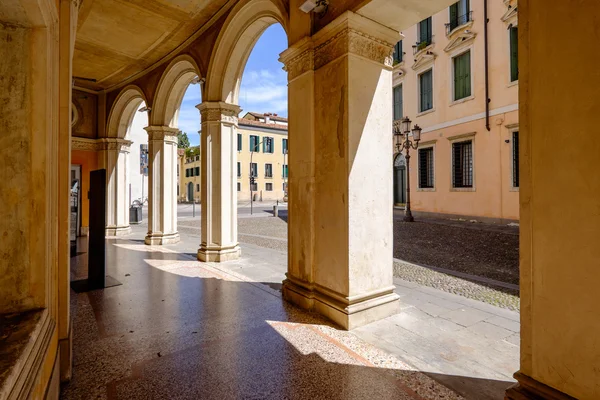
[105,225,131,237]
[197,244,241,262]
[59,323,72,382]
[505,372,576,400]
[144,232,180,245]
[282,276,401,330]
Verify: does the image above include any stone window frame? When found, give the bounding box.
[506,123,520,191]
[416,67,436,116]
[449,45,475,106]
[448,132,477,192]
[416,140,437,192]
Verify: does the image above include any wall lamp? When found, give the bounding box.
[139,106,151,113]
[190,76,205,85]
[299,0,328,15]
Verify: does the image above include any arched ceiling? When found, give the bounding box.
[73,0,232,91]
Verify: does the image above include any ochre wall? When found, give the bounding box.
[519,0,600,398]
[71,150,98,230]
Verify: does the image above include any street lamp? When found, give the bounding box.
[394,117,422,222]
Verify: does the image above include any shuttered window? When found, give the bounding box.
[419,69,433,112]
[237,162,241,177]
[250,163,257,177]
[510,26,519,82]
[512,131,519,188]
[393,85,403,120]
[449,0,470,32]
[263,137,274,153]
[282,165,288,178]
[185,168,190,177]
[250,135,260,152]
[265,183,273,191]
[418,17,432,45]
[418,148,434,189]
[282,138,288,154]
[452,140,473,188]
[265,163,272,178]
[237,134,242,151]
[393,40,403,64]
[453,50,471,100]
[194,167,199,176]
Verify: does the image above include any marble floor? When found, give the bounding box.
[62,234,463,400]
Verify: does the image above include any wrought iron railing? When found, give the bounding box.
[412,36,432,55]
[445,11,473,35]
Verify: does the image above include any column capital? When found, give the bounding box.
[196,102,241,126]
[144,126,179,143]
[98,138,132,152]
[280,37,314,81]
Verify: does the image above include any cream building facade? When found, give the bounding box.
[392,0,519,222]
[180,147,201,202]
[1,0,600,399]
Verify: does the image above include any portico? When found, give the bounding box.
[1,0,599,399]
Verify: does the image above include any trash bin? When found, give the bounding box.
[130,204,142,224]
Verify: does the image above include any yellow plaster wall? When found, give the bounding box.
[519,0,600,397]
[71,149,98,230]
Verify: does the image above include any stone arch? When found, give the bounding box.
[204,0,288,104]
[151,54,201,127]
[106,85,147,139]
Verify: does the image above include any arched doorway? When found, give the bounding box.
[394,153,406,205]
[187,182,194,202]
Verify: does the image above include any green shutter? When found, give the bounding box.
[450,3,458,26]
[454,51,471,100]
[263,139,267,153]
[393,85,403,120]
[420,70,433,112]
[510,27,519,82]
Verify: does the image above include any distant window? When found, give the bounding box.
[250,182,258,191]
[453,50,471,100]
[194,167,200,176]
[196,184,200,192]
[282,138,288,154]
[177,186,179,196]
[393,85,403,120]
[237,133,242,151]
[452,140,473,188]
[283,182,287,192]
[282,164,288,178]
[418,147,434,188]
[418,17,432,46]
[266,183,273,191]
[419,69,433,112]
[237,182,241,192]
[265,163,273,178]
[510,26,519,82]
[393,40,403,64]
[512,131,519,188]
[186,169,190,177]
[237,162,241,177]
[250,135,260,152]
[448,0,470,33]
[251,163,258,177]
[263,137,274,153]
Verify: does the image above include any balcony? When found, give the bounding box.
[445,11,473,35]
[412,36,432,55]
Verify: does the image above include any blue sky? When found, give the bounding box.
[177,23,287,146]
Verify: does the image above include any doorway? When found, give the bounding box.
[393,153,406,205]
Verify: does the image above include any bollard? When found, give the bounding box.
[273,204,279,218]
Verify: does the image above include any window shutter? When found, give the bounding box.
[510,27,519,81]
[450,3,458,26]
[393,86,403,120]
[263,140,267,153]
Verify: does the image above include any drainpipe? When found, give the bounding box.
[484,0,491,131]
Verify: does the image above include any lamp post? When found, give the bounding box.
[394,117,422,222]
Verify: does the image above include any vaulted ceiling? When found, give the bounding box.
[73,0,231,91]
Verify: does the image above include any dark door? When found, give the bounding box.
[394,154,407,205]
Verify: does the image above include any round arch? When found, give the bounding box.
[151,54,201,127]
[106,85,147,139]
[204,0,288,104]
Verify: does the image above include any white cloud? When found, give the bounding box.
[239,68,288,115]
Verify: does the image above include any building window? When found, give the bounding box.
[265,163,273,178]
[282,138,288,154]
[418,147,434,188]
[448,0,470,33]
[250,163,258,177]
[237,133,242,151]
[419,69,433,112]
[194,167,200,176]
[177,186,179,196]
[186,168,190,177]
[512,131,519,188]
[453,50,471,101]
[250,182,258,191]
[282,164,288,178]
[393,40,403,64]
[265,183,273,191]
[237,182,241,192]
[237,162,241,177]
[510,26,518,82]
[417,17,432,48]
[452,140,473,188]
[196,184,200,192]
[393,85,403,121]
[263,137,274,153]
[283,182,287,192]
[250,135,260,152]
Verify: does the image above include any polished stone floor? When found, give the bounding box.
[62,234,462,399]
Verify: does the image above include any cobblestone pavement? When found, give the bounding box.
[178,211,520,311]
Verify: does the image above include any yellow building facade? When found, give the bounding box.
[180,148,201,202]
[393,0,519,222]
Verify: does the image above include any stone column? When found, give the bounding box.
[281,11,401,330]
[144,126,180,245]
[196,102,240,262]
[99,138,132,236]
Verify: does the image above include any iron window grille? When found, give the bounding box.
[265,163,273,178]
[266,183,273,191]
[452,140,473,188]
[418,148,435,188]
[250,183,258,191]
[512,131,519,188]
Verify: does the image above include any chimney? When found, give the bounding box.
[264,112,271,124]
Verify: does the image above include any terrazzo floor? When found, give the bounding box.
[62,235,462,400]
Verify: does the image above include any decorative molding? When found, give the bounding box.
[505,372,576,400]
[280,37,315,81]
[197,102,241,126]
[71,137,100,151]
[412,51,436,71]
[446,19,474,39]
[98,138,133,152]
[501,1,518,26]
[444,31,477,53]
[446,131,477,141]
[144,126,179,143]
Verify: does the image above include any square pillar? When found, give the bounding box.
[144,126,180,245]
[196,102,240,262]
[281,12,401,330]
[98,138,132,236]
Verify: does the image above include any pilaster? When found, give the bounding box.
[144,126,180,245]
[98,138,132,236]
[197,102,241,262]
[281,11,401,330]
